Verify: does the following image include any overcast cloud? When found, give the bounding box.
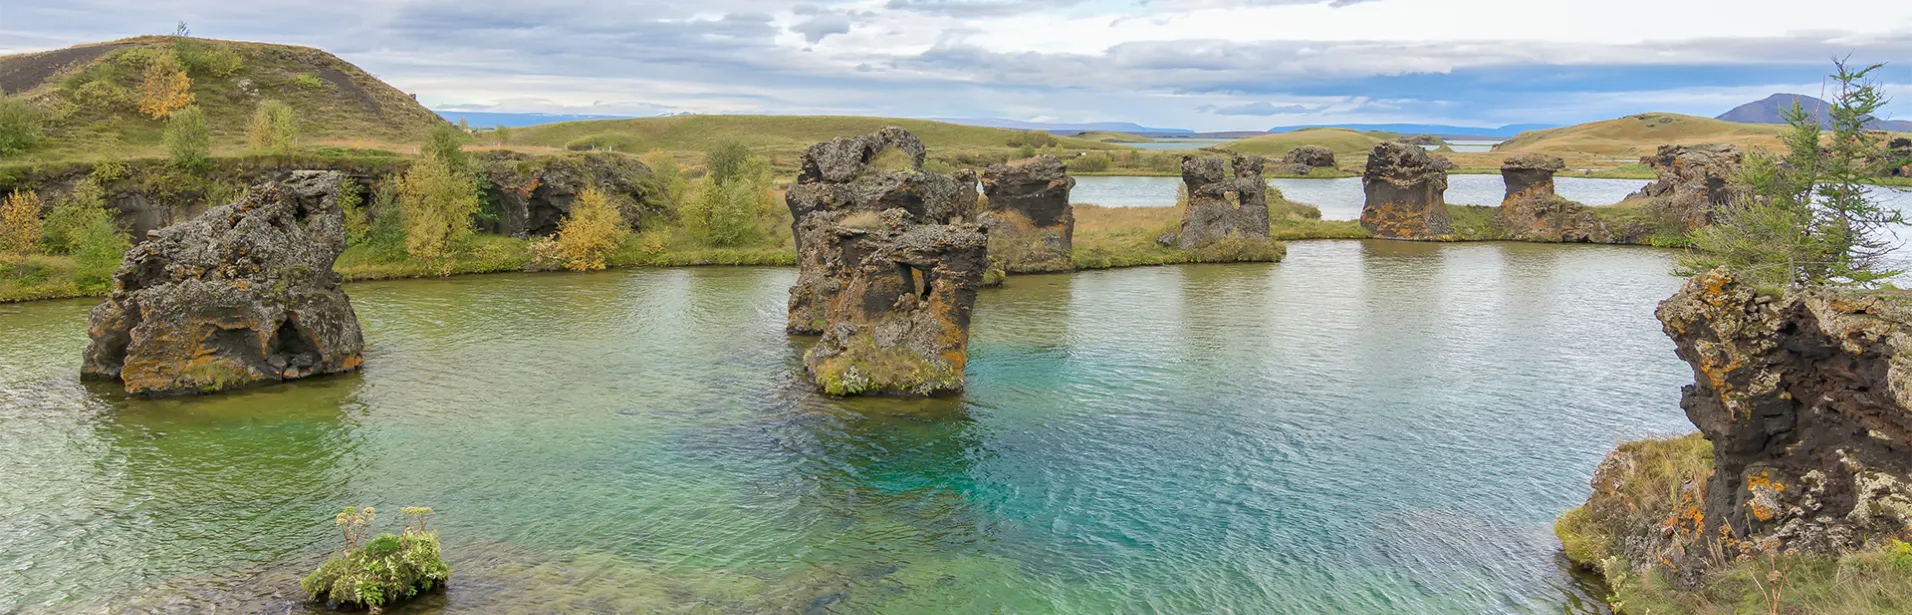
[0,0,1908,130]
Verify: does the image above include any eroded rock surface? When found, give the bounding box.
[81,171,365,395]
[1360,142,1453,240]
[1277,145,1337,176]
[478,152,654,237]
[801,210,988,396]
[1885,137,1911,178]
[784,128,989,396]
[1657,269,1912,556]
[1498,154,1611,242]
[980,156,1075,273]
[785,128,973,334]
[1173,154,1272,250]
[1627,144,1746,231]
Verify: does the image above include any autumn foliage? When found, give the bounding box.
[552,186,629,271]
[0,190,44,256]
[138,51,195,120]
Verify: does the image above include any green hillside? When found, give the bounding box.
[1219,128,1394,159]
[511,114,1127,162]
[0,36,445,162]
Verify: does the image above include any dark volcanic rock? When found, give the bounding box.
[1657,269,1912,556]
[80,171,365,396]
[784,128,975,335]
[1173,154,1273,250]
[981,156,1075,273]
[1277,145,1337,175]
[478,152,654,238]
[1360,142,1453,240]
[801,210,989,396]
[1627,144,1746,231]
[1885,137,1911,178]
[1396,134,1443,146]
[1498,154,1611,242]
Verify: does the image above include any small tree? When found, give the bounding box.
[493,125,512,146]
[0,190,43,256]
[164,105,211,171]
[421,123,468,173]
[1681,59,1906,288]
[0,96,43,157]
[398,154,479,261]
[553,186,629,271]
[246,100,299,154]
[72,214,130,287]
[42,179,115,255]
[703,142,751,185]
[138,50,194,120]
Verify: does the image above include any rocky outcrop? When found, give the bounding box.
[477,152,654,237]
[1884,137,1911,178]
[80,171,365,396]
[1276,145,1337,176]
[980,156,1075,273]
[1172,154,1273,250]
[1657,268,1912,558]
[801,210,988,396]
[785,128,989,396]
[784,128,973,335]
[1360,142,1453,240]
[1396,134,1443,147]
[1627,144,1746,231]
[1497,154,1612,242]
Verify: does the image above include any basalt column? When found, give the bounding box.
[1360,142,1453,240]
[980,155,1076,273]
[784,128,989,397]
[1173,154,1273,250]
[1498,154,1610,242]
[81,171,366,396]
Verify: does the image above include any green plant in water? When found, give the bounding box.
[301,506,450,614]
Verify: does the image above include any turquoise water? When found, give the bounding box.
[0,240,1695,613]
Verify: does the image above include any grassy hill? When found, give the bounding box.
[510,115,1127,164]
[1494,113,1788,158]
[0,36,445,162]
[1219,128,1395,159]
[1073,131,1154,143]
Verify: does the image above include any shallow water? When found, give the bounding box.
[2,240,1699,613]
[1072,175,1654,217]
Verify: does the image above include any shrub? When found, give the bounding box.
[337,176,369,245]
[492,125,512,146]
[703,142,752,184]
[164,106,211,171]
[563,134,620,152]
[0,96,43,157]
[1071,153,1110,172]
[72,214,130,287]
[246,100,299,154]
[421,123,468,172]
[177,42,243,78]
[363,177,406,253]
[70,80,135,112]
[290,74,329,90]
[398,155,479,261]
[300,506,450,614]
[42,179,115,255]
[137,51,194,119]
[1016,144,1037,158]
[639,150,689,219]
[683,155,773,247]
[552,186,629,271]
[112,47,164,70]
[0,190,43,256]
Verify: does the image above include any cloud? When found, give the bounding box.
[791,13,854,43]
[1201,102,1325,115]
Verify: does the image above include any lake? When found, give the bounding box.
[1072,175,1655,219]
[1,240,1695,613]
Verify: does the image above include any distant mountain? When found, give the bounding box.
[1265,123,1556,139]
[436,111,635,128]
[928,118,1196,135]
[1717,94,1912,132]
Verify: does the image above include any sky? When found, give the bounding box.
[2,0,1910,131]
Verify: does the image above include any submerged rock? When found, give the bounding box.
[1173,154,1273,251]
[80,171,365,396]
[1627,144,1746,231]
[980,156,1075,273]
[785,128,974,335]
[1359,142,1453,240]
[1276,145,1337,176]
[1656,269,1912,557]
[785,128,989,396]
[1497,154,1611,242]
[801,210,989,396]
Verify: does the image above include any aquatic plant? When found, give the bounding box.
[301,506,451,613]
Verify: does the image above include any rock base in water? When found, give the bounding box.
[981,156,1075,273]
[1359,142,1453,240]
[802,211,988,396]
[80,170,365,396]
[1172,154,1274,253]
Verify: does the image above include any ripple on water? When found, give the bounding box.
[0,244,1692,613]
